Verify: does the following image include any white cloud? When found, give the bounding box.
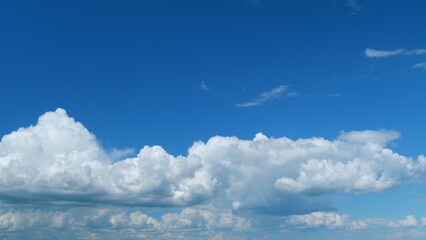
[2,206,422,237]
[409,49,426,55]
[274,130,423,196]
[365,48,426,58]
[383,230,426,240]
[245,0,260,7]
[365,48,405,58]
[285,92,298,98]
[338,129,400,146]
[0,109,215,207]
[389,215,418,228]
[161,206,251,231]
[235,85,288,107]
[327,93,341,98]
[346,0,362,14]
[413,62,426,70]
[1,109,426,215]
[0,208,117,231]
[284,212,420,230]
[200,81,209,91]
[0,206,250,234]
[109,148,135,161]
[421,217,426,226]
[285,212,348,229]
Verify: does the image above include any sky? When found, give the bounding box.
[1,0,426,239]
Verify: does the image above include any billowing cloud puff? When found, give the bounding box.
[1,109,426,214]
[389,215,418,228]
[0,109,215,207]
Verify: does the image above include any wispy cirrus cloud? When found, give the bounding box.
[327,93,341,98]
[245,0,260,7]
[413,62,426,70]
[365,48,426,58]
[365,48,405,58]
[200,81,209,91]
[346,0,362,14]
[235,85,289,107]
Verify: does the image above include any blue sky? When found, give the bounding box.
[1,0,426,239]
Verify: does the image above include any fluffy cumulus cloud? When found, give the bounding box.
[273,129,425,195]
[389,215,418,228]
[0,109,216,207]
[1,109,426,214]
[3,109,426,239]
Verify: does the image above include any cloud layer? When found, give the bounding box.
[0,206,251,240]
[1,206,425,237]
[284,212,423,230]
[1,109,426,215]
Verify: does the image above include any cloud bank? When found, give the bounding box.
[0,206,251,240]
[1,207,424,235]
[1,109,426,214]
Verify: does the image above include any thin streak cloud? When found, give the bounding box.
[365,48,426,58]
[413,62,426,70]
[235,85,288,107]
